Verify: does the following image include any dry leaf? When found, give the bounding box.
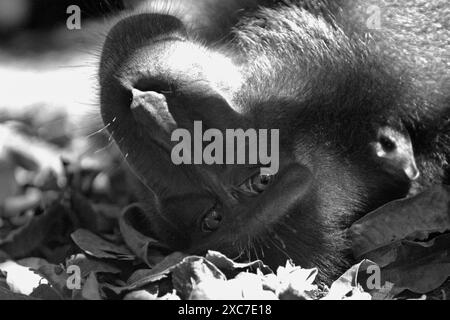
[119,204,171,267]
[71,229,134,261]
[0,260,49,295]
[350,185,450,258]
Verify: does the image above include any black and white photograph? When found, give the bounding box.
[0,0,448,303]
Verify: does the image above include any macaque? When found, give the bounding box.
[98,0,450,280]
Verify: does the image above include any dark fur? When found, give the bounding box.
[99,0,450,280]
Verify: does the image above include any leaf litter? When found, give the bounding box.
[0,120,449,300]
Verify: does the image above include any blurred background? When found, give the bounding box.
[0,0,122,38]
[0,1,137,261]
[0,0,127,125]
[0,0,135,225]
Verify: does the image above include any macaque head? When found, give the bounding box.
[99,11,420,274]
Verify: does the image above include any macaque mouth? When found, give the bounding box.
[133,78,176,96]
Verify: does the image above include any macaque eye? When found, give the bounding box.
[201,207,222,232]
[240,173,274,195]
[379,135,396,152]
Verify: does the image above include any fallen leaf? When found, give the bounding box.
[172,256,227,299]
[123,289,159,300]
[0,124,65,184]
[69,193,103,233]
[229,272,278,300]
[322,260,376,300]
[29,284,62,300]
[13,257,69,298]
[66,254,121,277]
[275,261,319,300]
[349,185,450,258]
[71,229,134,261]
[189,279,243,300]
[37,264,70,298]
[0,286,37,300]
[205,251,272,276]
[0,202,67,258]
[119,204,171,267]
[81,272,102,300]
[380,234,450,294]
[105,252,187,294]
[189,273,278,300]
[0,260,49,295]
[153,290,181,300]
[17,257,51,270]
[124,289,180,300]
[0,158,18,209]
[1,188,41,219]
[370,281,397,300]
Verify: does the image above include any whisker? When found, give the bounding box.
[86,122,111,138]
[93,138,116,154]
[268,236,292,262]
[254,237,266,260]
[251,239,260,261]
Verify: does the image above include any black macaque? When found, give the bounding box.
[98,0,450,280]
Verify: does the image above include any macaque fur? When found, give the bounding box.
[99,0,450,280]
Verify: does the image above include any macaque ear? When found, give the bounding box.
[371,126,420,180]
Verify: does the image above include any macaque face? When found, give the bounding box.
[100,17,313,255]
[99,10,420,273]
